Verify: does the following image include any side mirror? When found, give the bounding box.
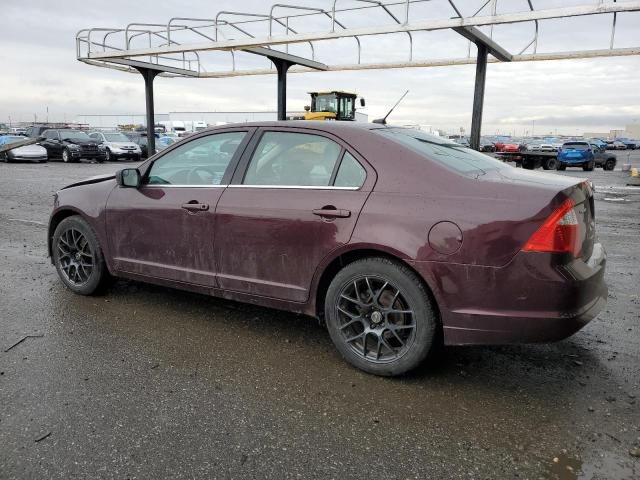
[304,105,311,111]
[360,98,366,107]
[116,168,141,188]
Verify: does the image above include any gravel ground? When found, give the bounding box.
[0,154,639,479]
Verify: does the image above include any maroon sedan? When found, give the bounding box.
[48,122,607,376]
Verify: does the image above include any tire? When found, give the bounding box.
[62,148,73,163]
[542,158,557,170]
[52,215,111,295]
[522,159,535,170]
[604,159,616,171]
[2,153,10,163]
[583,161,595,172]
[324,257,437,376]
[105,149,111,162]
[556,163,566,171]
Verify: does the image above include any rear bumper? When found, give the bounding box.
[411,243,607,345]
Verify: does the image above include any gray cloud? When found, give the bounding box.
[0,0,638,135]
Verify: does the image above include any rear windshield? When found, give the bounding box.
[374,128,507,175]
[563,142,589,150]
[60,130,90,141]
[104,133,130,142]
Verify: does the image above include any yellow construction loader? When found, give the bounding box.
[302,91,365,121]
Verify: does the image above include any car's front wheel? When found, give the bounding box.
[52,216,110,295]
[105,149,111,162]
[324,257,437,376]
[61,148,75,163]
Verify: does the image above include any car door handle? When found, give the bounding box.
[181,202,209,212]
[312,208,351,218]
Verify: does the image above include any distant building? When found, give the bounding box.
[625,123,640,139]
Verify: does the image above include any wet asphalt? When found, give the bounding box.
[0,154,639,480]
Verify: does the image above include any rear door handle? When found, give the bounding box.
[312,208,351,218]
[181,202,209,212]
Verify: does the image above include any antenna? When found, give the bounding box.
[372,90,409,125]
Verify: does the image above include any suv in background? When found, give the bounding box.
[557,141,616,171]
[40,129,105,163]
[124,132,175,158]
[89,131,142,161]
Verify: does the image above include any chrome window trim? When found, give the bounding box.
[143,184,229,188]
[229,185,359,190]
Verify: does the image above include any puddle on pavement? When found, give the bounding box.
[548,452,582,479]
[546,450,638,479]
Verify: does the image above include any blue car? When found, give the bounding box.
[557,141,596,171]
[557,141,617,171]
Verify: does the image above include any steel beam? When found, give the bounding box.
[183,46,640,77]
[134,67,160,156]
[470,44,487,151]
[242,47,328,70]
[452,26,512,62]
[87,2,640,60]
[272,59,292,121]
[107,58,199,77]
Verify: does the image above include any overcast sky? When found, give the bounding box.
[1,0,639,135]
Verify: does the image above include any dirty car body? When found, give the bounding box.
[48,122,607,374]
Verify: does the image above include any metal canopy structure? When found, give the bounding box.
[76,0,640,152]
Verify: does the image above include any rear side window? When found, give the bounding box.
[243,132,342,187]
[334,152,366,188]
[375,128,507,175]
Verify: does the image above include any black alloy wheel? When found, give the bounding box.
[325,257,437,376]
[52,216,110,295]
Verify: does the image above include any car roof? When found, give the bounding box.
[200,120,381,133]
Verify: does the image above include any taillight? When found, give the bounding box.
[523,198,581,256]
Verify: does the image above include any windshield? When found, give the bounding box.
[60,130,90,141]
[315,94,338,113]
[375,128,508,175]
[104,133,130,142]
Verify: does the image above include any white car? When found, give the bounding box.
[88,131,142,161]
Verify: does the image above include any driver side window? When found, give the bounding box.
[147,132,246,186]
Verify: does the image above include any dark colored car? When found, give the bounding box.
[40,129,105,163]
[124,132,175,158]
[557,141,616,171]
[26,124,54,138]
[48,122,607,376]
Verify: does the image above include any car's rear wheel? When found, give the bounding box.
[583,161,595,171]
[52,216,110,295]
[604,159,616,171]
[557,162,566,171]
[324,257,437,376]
[542,158,557,170]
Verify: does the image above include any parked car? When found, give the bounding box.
[606,140,627,150]
[26,125,54,138]
[88,131,142,161]
[479,137,496,152]
[47,122,607,376]
[617,138,637,150]
[124,132,175,158]
[40,129,105,163]
[501,139,524,153]
[0,135,48,162]
[557,141,616,171]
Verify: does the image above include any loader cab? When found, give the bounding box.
[304,91,362,121]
